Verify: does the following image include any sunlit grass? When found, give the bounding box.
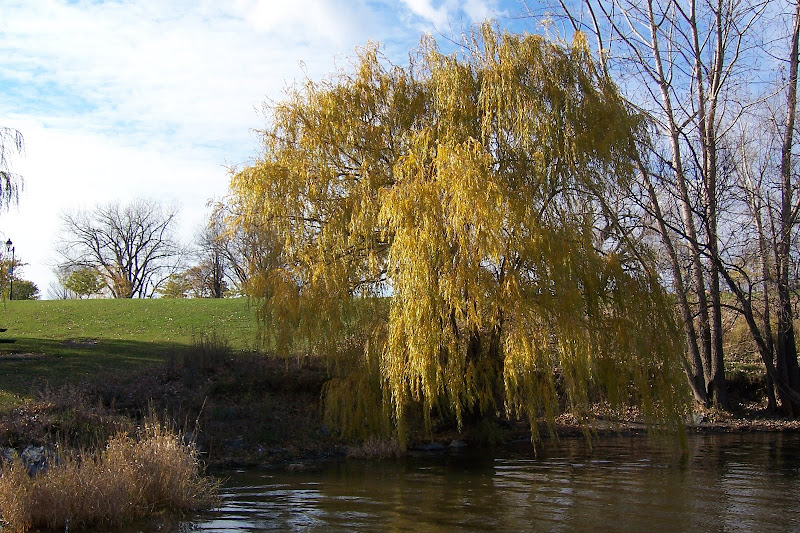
[0,298,261,406]
[0,298,259,347]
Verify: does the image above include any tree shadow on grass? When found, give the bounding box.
[0,337,185,400]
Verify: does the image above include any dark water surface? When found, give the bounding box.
[184,433,800,532]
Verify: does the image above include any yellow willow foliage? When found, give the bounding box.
[230,24,689,443]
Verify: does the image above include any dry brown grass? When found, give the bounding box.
[346,437,404,459]
[0,418,218,532]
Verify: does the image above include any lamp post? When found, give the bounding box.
[5,239,13,301]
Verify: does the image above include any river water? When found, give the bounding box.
[184,432,800,532]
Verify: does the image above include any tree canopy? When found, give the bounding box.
[231,25,689,443]
[63,266,104,299]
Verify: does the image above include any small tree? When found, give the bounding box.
[0,255,37,300]
[47,268,76,300]
[11,280,38,300]
[63,267,104,299]
[184,263,229,298]
[160,272,191,299]
[192,215,227,298]
[205,200,285,294]
[0,255,25,301]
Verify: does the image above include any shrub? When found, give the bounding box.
[0,418,218,532]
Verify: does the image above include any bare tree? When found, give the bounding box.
[773,1,800,412]
[209,199,284,293]
[721,2,800,413]
[542,0,800,413]
[540,0,778,408]
[47,266,78,300]
[192,211,228,298]
[58,198,184,298]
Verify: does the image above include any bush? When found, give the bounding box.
[0,417,218,532]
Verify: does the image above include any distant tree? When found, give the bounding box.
[184,263,229,298]
[0,255,38,300]
[46,281,72,300]
[47,266,78,300]
[63,266,104,299]
[0,258,11,299]
[193,211,227,298]
[0,256,26,300]
[58,198,184,298]
[11,279,38,300]
[210,199,285,293]
[160,272,191,299]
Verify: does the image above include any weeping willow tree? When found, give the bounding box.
[230,24,689,444]
[0,126,23,210]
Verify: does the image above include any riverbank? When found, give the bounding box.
[0,298,796,467]
[2,336,797,476]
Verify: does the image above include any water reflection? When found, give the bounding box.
[186,433,800,532]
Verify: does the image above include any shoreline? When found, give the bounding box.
[202,411,800,470]
[1,348,798,472]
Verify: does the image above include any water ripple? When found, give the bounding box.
[184,433,800,532]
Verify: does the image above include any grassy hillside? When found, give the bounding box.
[0,298,262,407]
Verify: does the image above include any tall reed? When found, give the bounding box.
[0,417,218,532]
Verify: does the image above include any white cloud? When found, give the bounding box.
[0,0,389,294]
[239,0,375,47]
[0,0,521,296]
[463,0,495,21]
[401,0,451,28]
[0,1,385,159]
[398,0,507,33]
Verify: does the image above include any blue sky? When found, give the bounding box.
[0,0,533,296]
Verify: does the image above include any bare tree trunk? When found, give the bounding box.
[759,191,779,413]
[641,162,707,403]
[742,151,778,412]
[693,0,729,409]
[716,256,800,407]
[776,0,800,416]
[645,0,714,405]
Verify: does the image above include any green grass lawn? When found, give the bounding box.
[0,298,262,407]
